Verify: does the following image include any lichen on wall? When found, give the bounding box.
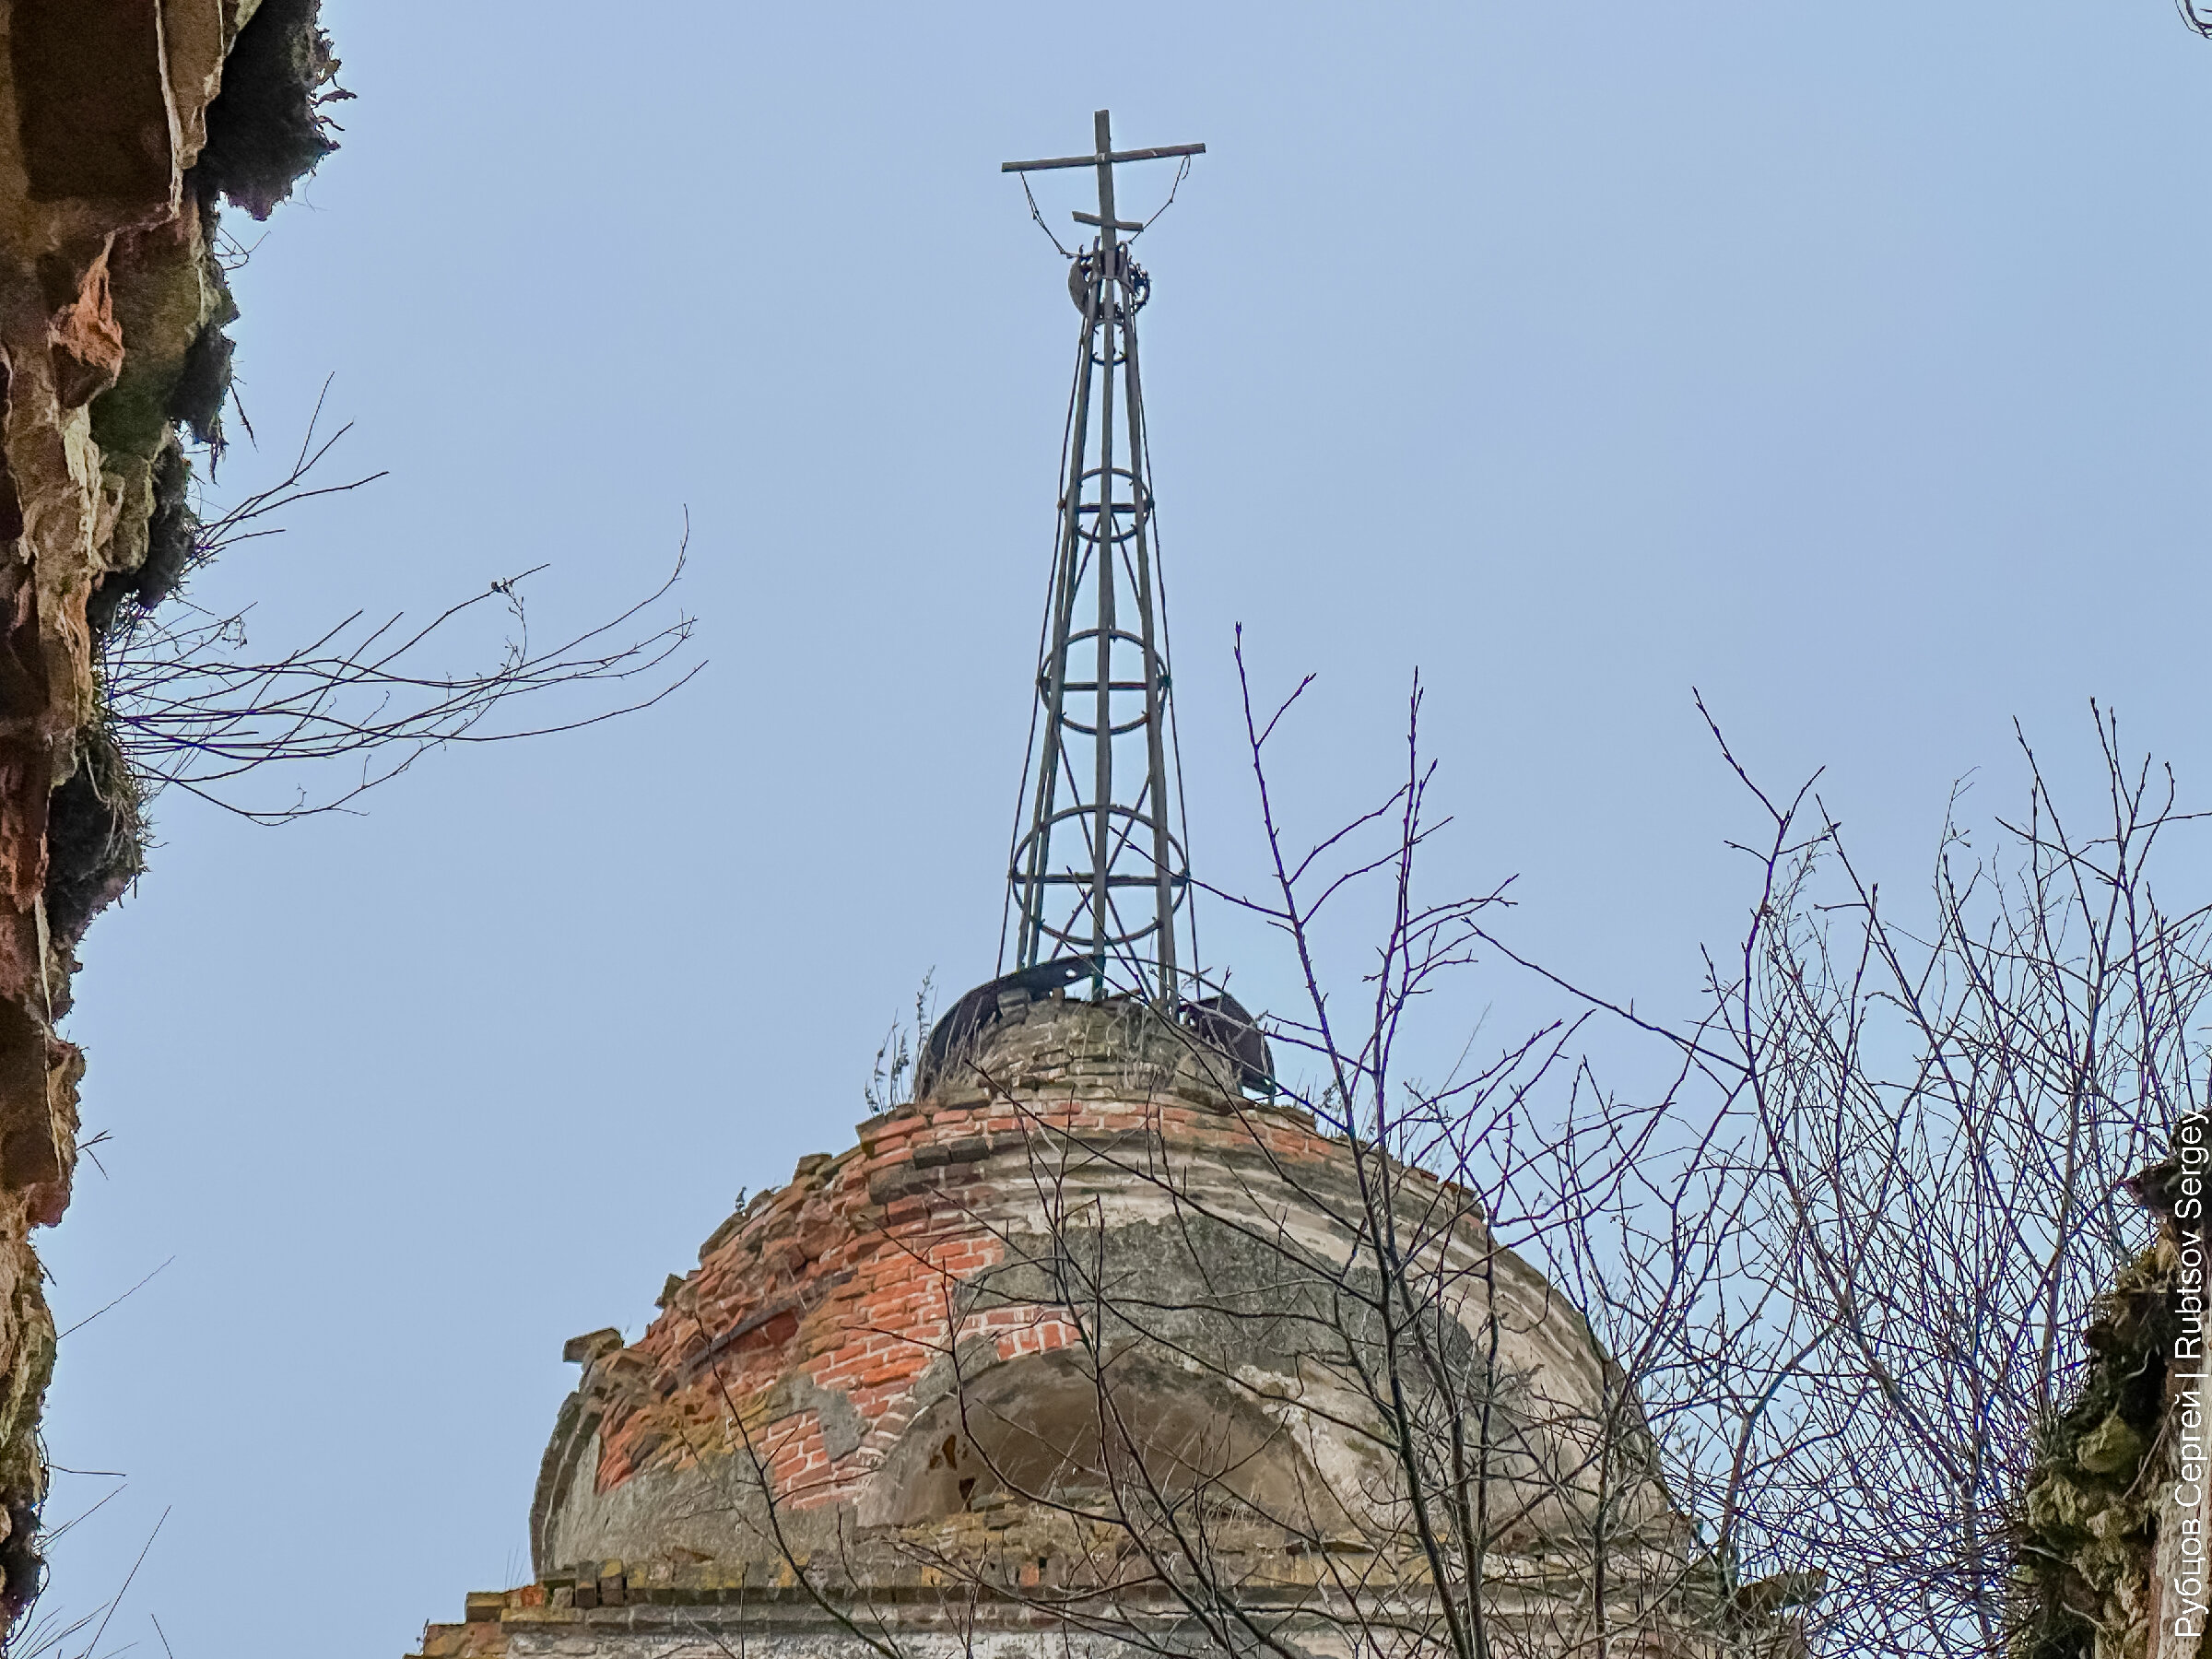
[2012,1238,2175,1658]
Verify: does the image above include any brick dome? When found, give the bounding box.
[406,990,1777,1658]
[527,993,1691,1606]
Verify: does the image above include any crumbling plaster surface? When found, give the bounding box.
[0,0,332,1620]
[418,996,1755,1657]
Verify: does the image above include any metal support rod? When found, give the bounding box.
[1089,109,1120,995]
[1018,266,1100,967]
[1122,319,1177,1007]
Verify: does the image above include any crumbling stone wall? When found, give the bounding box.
[0,0,336,1623]
[2014,1240,2176,1658]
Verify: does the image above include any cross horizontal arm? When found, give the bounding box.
[1073,210,1145,231]
[1000,142,1206,174]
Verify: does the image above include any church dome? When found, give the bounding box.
[520,990,1714,1647]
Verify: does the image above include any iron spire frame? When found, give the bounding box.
[1001,112,1204,1007]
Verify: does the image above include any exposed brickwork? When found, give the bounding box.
[474,994,1778,1655]
[596,1055,1335,1514]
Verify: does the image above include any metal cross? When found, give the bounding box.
[1001,109,1206,252]
[1000,113,1205,1006]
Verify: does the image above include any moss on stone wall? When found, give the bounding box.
[56,0,345,953]
[194,0,346,222]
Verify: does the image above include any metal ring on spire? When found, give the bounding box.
[1068,245,1149,319]
[1011,806,1190,954]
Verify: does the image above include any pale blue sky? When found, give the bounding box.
[33,5,2212,1655]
